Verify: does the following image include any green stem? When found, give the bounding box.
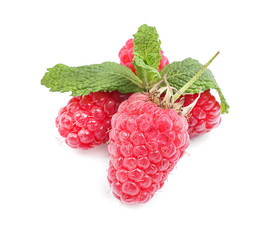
[173,51,220,101]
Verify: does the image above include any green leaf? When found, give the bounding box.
[41,62,144,96]
[133,24,162,87]
[132,57,161,89]
[160,58,230,114]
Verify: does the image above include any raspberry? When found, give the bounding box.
[56,91,130,149]
[182,89,221,137]
[118,39,169,73]
[107,93,190,203]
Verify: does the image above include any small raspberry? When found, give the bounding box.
[56,91,130,149]
[107,92,190,204]
[118,38,169,73]
[182,89,221,137]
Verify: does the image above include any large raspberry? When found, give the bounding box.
[107,92,190,204]
[182,89,221,137]
[56,91,130,149]
[118,38,169,73]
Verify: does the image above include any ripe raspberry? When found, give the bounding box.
[56,91,130,149]
[182,89,221,137]
[107,92,190,203]
[118,38,169,73]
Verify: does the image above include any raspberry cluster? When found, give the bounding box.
[42,24,228,205]
[56,91,129,149]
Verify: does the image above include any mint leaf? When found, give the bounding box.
[133,24,162,87]
[41,62,144,96]
[160,58,229,114]
[133,24,162,69]
[133,57,161,89]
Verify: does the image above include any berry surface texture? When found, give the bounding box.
[56,91,129,149]
[107,92,190,203]
[182,90,221,137]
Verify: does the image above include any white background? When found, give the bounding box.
[1,0,275,239]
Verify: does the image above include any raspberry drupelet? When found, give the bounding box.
[118,38,169,73]
[56,91,130,149]
[107,92,190,203]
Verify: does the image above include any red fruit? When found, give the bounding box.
[182,89,221,137]
[56,91,130,149]
[118,38,169,73]
[107,93,190,204]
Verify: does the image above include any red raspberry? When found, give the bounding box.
[182,89,221,137]
[56,91,130,149]
[118,38,169,73]
[107,92,190,204]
